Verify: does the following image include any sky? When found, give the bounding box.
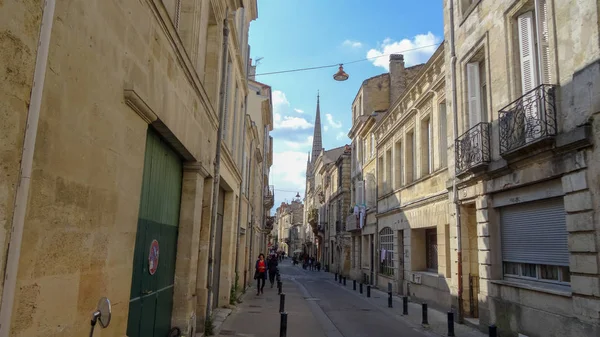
[248,0,444,210]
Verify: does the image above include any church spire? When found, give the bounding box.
[310,91,322,163]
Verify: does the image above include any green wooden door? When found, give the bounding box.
[127,128,183,337]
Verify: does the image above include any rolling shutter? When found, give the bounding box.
[500,197,568,266]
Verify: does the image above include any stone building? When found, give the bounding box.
[347,56,424,284]
[321,145,352,275]
[273,200,304,255]
[0,1,273,336]
[444,0,600,336]
[372,46,448,306]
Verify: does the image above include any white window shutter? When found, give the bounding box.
[466,62,481,128]
[518,12,538,93]
[537,0,551,84]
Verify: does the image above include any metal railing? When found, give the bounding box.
[499,84,558,155]
[455,122,491,174]
[264,185,274,207]
[346,213,361,232]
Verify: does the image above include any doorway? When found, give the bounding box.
[127,128,183,337]
[212,187,226,308]
[462,204,480,319]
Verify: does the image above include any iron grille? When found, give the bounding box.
[499,84,558,155]
[455,122,491,174]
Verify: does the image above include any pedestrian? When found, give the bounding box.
[254,253,267,295]
[308,256,313,271]
[268,254,278,287]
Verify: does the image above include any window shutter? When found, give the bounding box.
[356,181,364,206]
[231,86,239,151]
[518,12,538,93]
[222,62,232,140]
[537,0,551,84]
[466,62,481,128]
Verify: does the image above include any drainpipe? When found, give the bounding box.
[0,1,56,335]
[206,17,229,322]
[234,55,251,292]
[260,126,268,252]
[247,138,256,279]
[448,0,464,323]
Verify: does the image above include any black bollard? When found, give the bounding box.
[367,285,371,297]
[402,296,408,315]
[277,281,282,295]
[422,303,428,325]
[359,283,363,294]
[339,275,342,284]
[353,280,356,290]
[279,312,288,337]
[388,292,393,308]
[343,277,346,286]
[335,273,338,281]
[447,312,455,336]
[489,325,497,337]
[279,293,286,313]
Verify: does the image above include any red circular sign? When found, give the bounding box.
[148,240,160,275]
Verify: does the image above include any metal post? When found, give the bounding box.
[489,325,497,337]
[402,296,408,315]
[353,280,356,290]
[277,281,282,295]
[279,312,288,337]
[367,285,371,297]
[343,277,346,286]
[388,292,393,308]
[335,273,338,281]
[279,293,286,313]
[338,275,342,284]
[422,303,428,325]
[359,283,363,294]
[447,312,455,337]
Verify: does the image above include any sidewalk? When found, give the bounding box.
[214,281,326,337]
[326,277,487,337]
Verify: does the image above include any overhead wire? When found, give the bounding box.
[254,42,442,77]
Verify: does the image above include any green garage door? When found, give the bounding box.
[127,128,183,337]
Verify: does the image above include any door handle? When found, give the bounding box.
[142,290,153,295]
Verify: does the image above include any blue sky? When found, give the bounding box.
[248,0,444,209]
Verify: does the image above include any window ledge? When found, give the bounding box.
[414,271,442,278]
[491,279,572,297]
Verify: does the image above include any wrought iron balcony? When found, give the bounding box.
[346,213,361,232]
[264,185,274,208]
[455,122,491,175]
[499,84,557,156]
[307,208,318,226]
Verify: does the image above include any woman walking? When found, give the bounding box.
[254,253,267,295]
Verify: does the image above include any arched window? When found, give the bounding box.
[379,227,394,276]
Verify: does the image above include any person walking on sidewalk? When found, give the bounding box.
[267,254,278,287]
[254,253,267,295]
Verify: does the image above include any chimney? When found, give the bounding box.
[389,54,406,104]
[248,57,257,81]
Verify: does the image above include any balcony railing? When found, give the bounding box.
[455,122,491,174]
[499,84,557,156]
[346,213,361,232]
[264,185,274,208]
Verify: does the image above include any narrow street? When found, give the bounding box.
[218,261,486,337]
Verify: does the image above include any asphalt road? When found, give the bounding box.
[279,260,432,337]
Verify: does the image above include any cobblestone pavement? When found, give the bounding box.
[216,260,486,337]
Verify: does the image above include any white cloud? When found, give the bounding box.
[366,32,441,70]
[276,115,313,130]
[324,125,329,132]
[272,90,289,109]
[272,151,308,194]
[325,113,342,128]
[336,132,348,141]
[283,136,313,150]
[343,39,363,48]
[294,108,304,114]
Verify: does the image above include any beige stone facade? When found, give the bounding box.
[444,0,600,336]
[0,0,274,336]
[272,200,303,255]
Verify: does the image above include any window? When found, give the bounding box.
[426,228,438,272]
[461,0,479,16]
[405,130,415,183]
[394,141,403,188]
[438,103,447,168]
[385,148,392,193]
[338,164,343,188]
[501,197,570,287]
[353,105,357,121]
[421,117,432,175]
[379,227,394,276]
[363,139,368,163]
[222,59,232,140]
[466,55,486,129]
[377,156,384,192]
[370,133,375,158]
[231,85,239,152]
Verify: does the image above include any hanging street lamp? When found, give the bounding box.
[333,64,349,81]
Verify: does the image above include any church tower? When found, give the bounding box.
[310,92,323,164]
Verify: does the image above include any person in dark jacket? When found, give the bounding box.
[267,254,279,287]
[254,253,267,295]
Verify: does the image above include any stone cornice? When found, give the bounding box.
[146,0,219,130]
[124,84,158,124]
